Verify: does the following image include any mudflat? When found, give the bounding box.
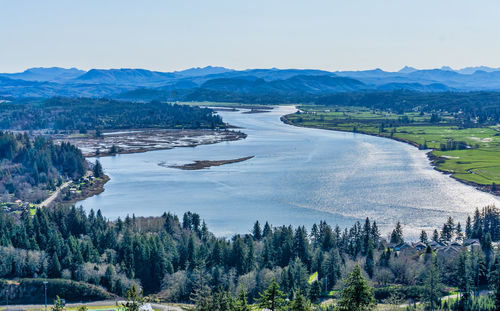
[165,156,254,170]
[53,129,246,157]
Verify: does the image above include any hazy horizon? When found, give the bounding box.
[2,64,499,75]
[2,0,500,73]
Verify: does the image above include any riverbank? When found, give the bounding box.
[57,174,110,206]
[281,107,500,197]
[40,171,110,208]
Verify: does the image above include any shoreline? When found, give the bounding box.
[57,174,111,206]
[71,129,248,204]
[281,114,500,198]
[46,173,111,208]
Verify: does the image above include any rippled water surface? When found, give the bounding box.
[79,106,500,238]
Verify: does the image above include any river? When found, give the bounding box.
[78,106,500,238]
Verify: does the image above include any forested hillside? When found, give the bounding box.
[1,205,500,309]
[0,97,225,131]
[0,131,86,204]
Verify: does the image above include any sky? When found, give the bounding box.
[1,0,500,73]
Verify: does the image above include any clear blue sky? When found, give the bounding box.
[1,0,499,73]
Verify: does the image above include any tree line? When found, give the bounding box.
[1,206,500,310]
[0,97,225,131]
[315,91,500,128]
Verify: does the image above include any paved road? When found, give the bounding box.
[39,180,72,208]
[39,171,92,208]
[0,300,184,311]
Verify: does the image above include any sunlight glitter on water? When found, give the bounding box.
[79,106,500,239]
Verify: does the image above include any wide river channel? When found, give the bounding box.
[79,106,500,238]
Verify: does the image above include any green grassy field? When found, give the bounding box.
[284,105,500,188]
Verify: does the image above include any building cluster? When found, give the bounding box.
[391,238,493,258]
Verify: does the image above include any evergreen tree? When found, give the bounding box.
[370,221,380,249]
[472,208,482,239]
[322,248,342,290]
[236,289,251,311]
[432,229,440,242]
[257,280,287,311]
[362,218,371,254]
[290,291,311,311]
[252,221,262,241]
[364,239,374,278]
[423,263,441,311]
[481,232,493,264]
[470,248,487,296]
[212,290,236,311]
[465,216,472,239]
[420,230,428,244]
[118,285,146,311]
[309,281,321,303]
[310,224,320,247]
[246,239,256,272]
[441,217,455,242]
[293,226,310,265]
[201,221,209,241]
[49,252,62,278]
[101,265,115,291]
[93,159,103,178]
[390,222,404,245]
[187,234,197,270]
[489,255,500,308]
[456,222,463,240]
[457,250,472,305]
[336,265,376,311]
[232,236,247,275]
[263,222,272,238]
[191,278,213,311]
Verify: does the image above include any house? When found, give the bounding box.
[394,242,413,252]
[413,242,427,251]
[430,241,445,250]
[437,245,461,258]
[465,240,481,251]
[462,238,480,247]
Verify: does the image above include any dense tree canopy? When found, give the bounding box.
[0,206,499,309]
[0,131,86,203]
[0,97,225,131]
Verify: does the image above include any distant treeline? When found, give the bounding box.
[316,91,500,126]
[1,204,500,309]
[0,131,86,203]
[184,90,500,127]
[0,97,225,131]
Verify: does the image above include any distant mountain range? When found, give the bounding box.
[1,65,500,100]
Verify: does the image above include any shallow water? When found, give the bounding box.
[78,106,500,238]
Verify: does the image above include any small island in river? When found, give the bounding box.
[164,156,254,170]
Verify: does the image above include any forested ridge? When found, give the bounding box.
[0,97,225,131]
[0,131,86,203]
[1,205,500,309]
